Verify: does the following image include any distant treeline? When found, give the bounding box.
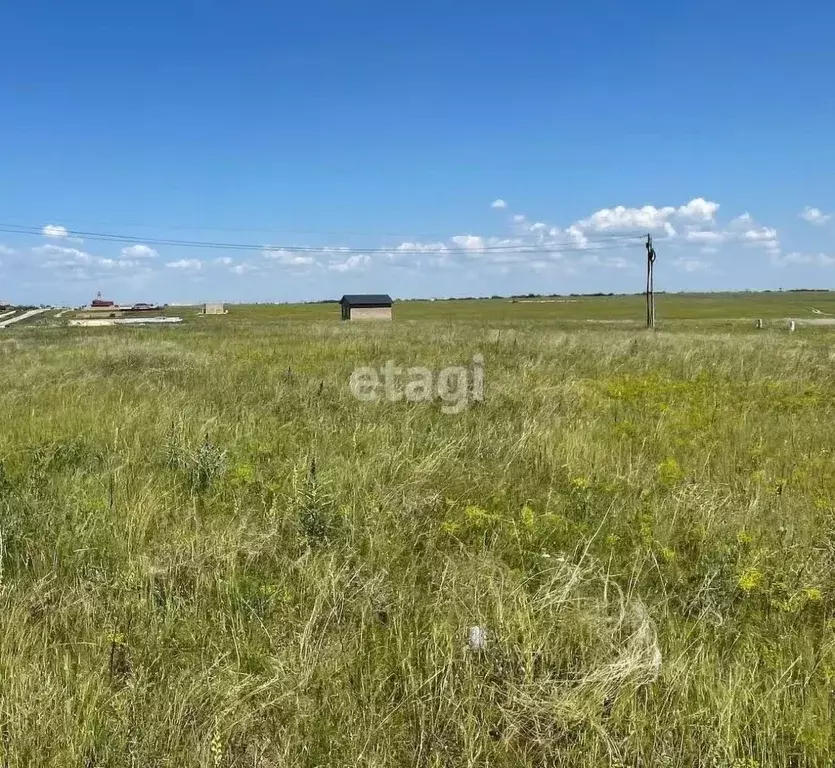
[304,292,625,304]
[248,288,835,307]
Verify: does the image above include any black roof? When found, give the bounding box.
[339,294,393,306]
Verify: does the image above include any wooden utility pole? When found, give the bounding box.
[645,233,657,329]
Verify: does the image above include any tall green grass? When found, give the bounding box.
[0,312,833,766]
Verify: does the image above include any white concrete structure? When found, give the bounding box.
[0,308,50,328]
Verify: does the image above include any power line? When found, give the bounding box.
[0,223,645,256]
[0,215,553,240]
[0,214,655,241]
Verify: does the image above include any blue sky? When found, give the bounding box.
[1,0,833,305]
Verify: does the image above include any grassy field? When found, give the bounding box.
[1,293,834,766]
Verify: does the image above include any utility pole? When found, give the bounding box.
[645,233,657,329]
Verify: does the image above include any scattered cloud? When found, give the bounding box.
[381,197,793,279]
[677,198,720,222]
[772,251,835,267]
[120,244,158,259]
[166,259,202,271]
[100,258,142,270]
[252,196,787,281]
[572,198,718,239]
[576,205,669,234]
[41,223,84,244]
[395,241,448,254]
[31,243,151,281]
[673,257,712,273]
[678,211,781,258]
[34,244,94,266]
[800,206,831,225]
[263,248,317,267]
[742,226,778,243]
[328,253,371,272]
[733,217,781,255]
[606,255,631,270]
[580,253,633,269]
[42,224,69,239]
[451,235,487,253]
[13,195,832,298]
[685,230,726,244]
[564,225,588,248]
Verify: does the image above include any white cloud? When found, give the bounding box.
[451,234,486,252]
[120,244,158,259]
[485,251,527,264]
[0,245,15,256]
[572,198,718,238]
[579,253,633,269]
[100,258,142,270]
[564,225,589,248]
[673,257,712,273]
[680,213,778,254]
[742,226,778,243]
[741,225,780,255]
[166,259,202,271]
[34,244,93,266]
[32,243,150,279]
[132,195,788,285]
[708,212,780,255]
[685,230,726,244]
[42,224,69,239]
[606,255,631,269]
[800,206,831,225]
[396,241,448,253]
[328,253,371,272]
[381,196,782,280]
[263,248,317,267]
[449,234,531,262]
[575,205,672,233]
[773,251,835,267]
[676,198,719,222]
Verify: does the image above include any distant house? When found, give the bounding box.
[339,294,393,321]
[203,303,225,315]
[91,291,115,308]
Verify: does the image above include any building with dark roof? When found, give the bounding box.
[339,294,393,321]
